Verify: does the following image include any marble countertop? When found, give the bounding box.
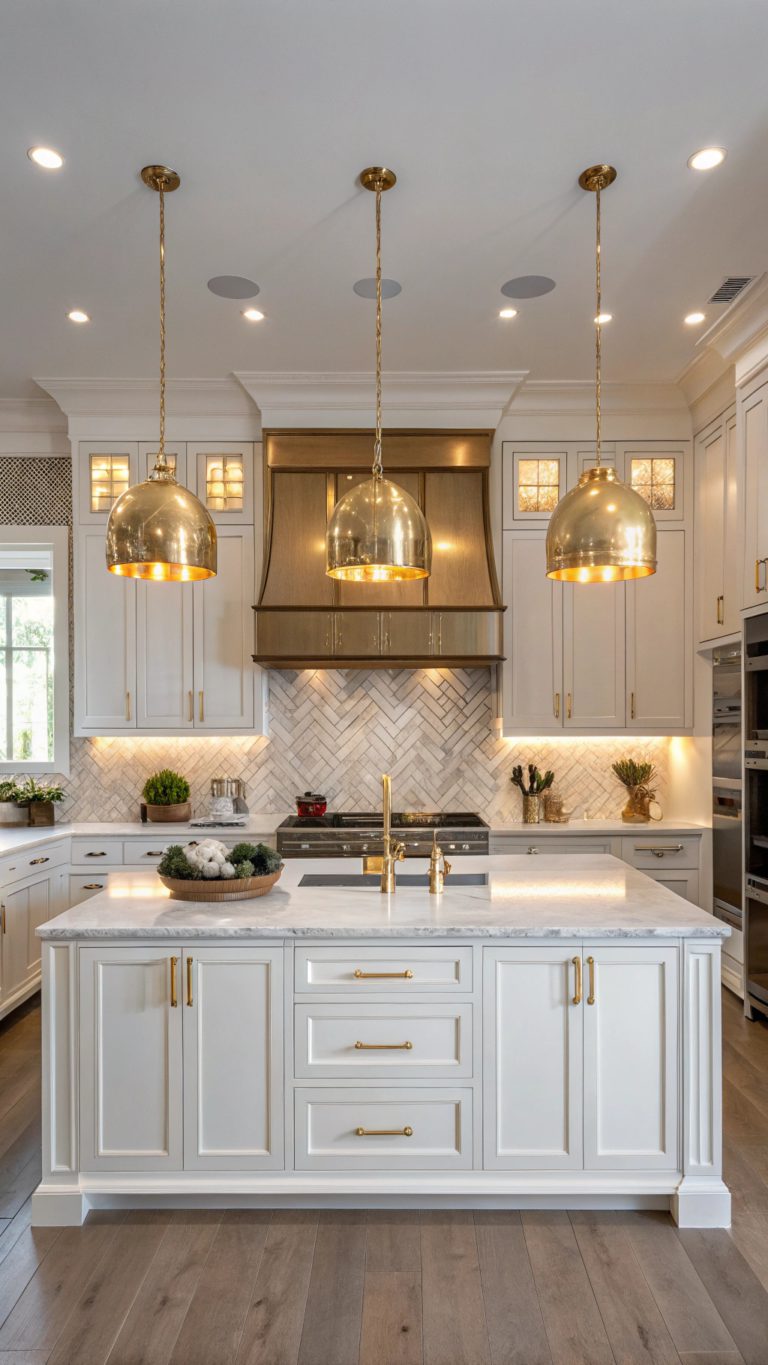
[0,815,286,857]
[490,819,706,834]
[37,854,728,941]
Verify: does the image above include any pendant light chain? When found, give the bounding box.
[157,185,167,468]
[372,182,383,479]
[594,182,602,469]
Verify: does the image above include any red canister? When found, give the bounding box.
[295,791,327,818]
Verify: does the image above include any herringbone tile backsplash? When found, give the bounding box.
[58,668,668,824]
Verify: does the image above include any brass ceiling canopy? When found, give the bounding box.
[326,167,431,583]
[106,166,216,582]
[546,165,656,583]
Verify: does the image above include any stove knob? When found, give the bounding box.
[362,842,368,852]
[342,843,351,852]
[300,842,310,849]
[462,842,470,851]
[448,843,456,850]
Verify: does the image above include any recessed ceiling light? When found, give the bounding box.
[499,307,518,319]
[501,275,556,299]
[687,147,726,171]
[207,275,260,299]
[684,311,706,326]
[242,308,265,322]
[594,312,612,324]
[67,309,90,324]
[353,277,402,299]
[27,146,64,170]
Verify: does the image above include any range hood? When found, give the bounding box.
[253,429,504,668]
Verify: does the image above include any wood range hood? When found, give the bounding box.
[253,429,504,668]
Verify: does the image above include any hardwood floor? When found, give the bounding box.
[1,990,768,1365]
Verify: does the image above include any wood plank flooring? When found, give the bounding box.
[0,989,767,1364]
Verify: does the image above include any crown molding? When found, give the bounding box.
[235,370,528,429]
[505,380,689,418]
[0,398,69,456]
[35,377,257,421]
[692,273,768,386]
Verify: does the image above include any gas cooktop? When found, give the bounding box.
[279,811,488,829]
[276,811,489,857]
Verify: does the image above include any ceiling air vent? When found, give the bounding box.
[708,276,754,305]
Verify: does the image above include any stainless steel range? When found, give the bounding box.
[276,811,489,858]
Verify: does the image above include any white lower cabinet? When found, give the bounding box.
[294,1001,472,1078]
[484,943,678,1172]
[0,859,62,1020]
[79,945,282,1171]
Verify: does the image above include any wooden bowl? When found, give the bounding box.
[159,867,283,902]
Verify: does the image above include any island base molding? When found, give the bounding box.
[31,1174,731,1228]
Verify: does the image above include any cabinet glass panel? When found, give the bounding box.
[89,453,131,512]
[205,454,244,512]
[630,456,675,511]
[517,458,560,514]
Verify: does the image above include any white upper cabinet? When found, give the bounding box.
[696,409,739,642]
[193,527,258,731]
[136,580,194,729]
[189,442,255,525]
[741,378,768,610]
[77,443,138,524]
[139,442,188,487]
[76,530,136,732]
[501,531,563,731]
[502,447,568,526]
[617,442,687,522]
[563,581,626,729]
[627,528,691,730]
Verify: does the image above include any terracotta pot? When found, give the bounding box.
[146,802,192,823]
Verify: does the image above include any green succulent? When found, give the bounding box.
[234,860,255,879]
[230,841,282,875]
[157,844,202,880]
[142,770,191,806]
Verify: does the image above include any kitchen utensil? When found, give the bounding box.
[296,791,327,818]
[210,778,249,818]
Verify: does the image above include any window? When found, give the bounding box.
[205,453,244,512]
[630,457,675,511]
[0,528,69,774]
[517,458,560,513]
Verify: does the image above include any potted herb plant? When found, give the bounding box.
[142,769,192,823]
[611,758,662,824]
[15,778,65,827]
[0,779,26,827]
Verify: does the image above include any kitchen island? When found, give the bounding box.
[33,855,731,1227]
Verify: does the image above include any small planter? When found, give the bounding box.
[27,800,56,827]
[159,868,283,902]
[0,801,27,827]
[522,793,540,824]
[146,802,192,824]
[620,786,661,825]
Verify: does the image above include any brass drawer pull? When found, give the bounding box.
[566,692,572,720]
[199,690,204,722]
[587,955,596,1006]
[170,956,178,1007]
[186,956,193,1007]
[635,844,683,858]
[355,1040,413,1050]
[83,883,104,890]
[572,955,582,1005]
[717,594,724,625]
[30,856,49,865]
[188,690,194,722]
[354,969,414,980]
[355,1126,413,1137]
[126,690,131,722]
[145,850,162,857]
[630,691,636,721]
[527,846,539,855]
[85,851,107,857]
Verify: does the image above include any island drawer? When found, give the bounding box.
[294,1002,472,1077]
[69,873,111,906]
[294,945,473,993]
[295,1087,472,1169]
[621,836,700,870]
[70,839,124,866]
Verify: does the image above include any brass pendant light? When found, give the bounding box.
[546,165,656,583]
[106,166,217,582]
[326,167,431,582]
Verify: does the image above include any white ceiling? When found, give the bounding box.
[2,0,768,400]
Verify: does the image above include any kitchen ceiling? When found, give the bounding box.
[2,0,768,399]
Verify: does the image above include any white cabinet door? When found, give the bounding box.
[189,442,254,525]
[79,947,183,1170]
[77,443,138,524]
[136,580,194,729]
[645,869,699,904]
[501,532,563,732]
[182,947,283,1170]
[193,527,256,730]
[626,528,690,731]
[483,946,583,1170]
[723,411,741,635]
[742,380,768,609]
[76,530,136,732]
[697,421,727,642]
[1,871,51,1002]
[563,582,625,728]
[139,442,187,487]
[583,945,678,1169]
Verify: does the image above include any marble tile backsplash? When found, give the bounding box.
[53,667,668,824]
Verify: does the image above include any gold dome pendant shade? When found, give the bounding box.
[326,168,431,583]
[106,166,216,582]
[546,166,656,583]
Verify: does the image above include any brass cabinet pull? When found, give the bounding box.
[554,692,560,719]
[716,594,724,625]
[30,856,49,865]
[587,955,596,1006]
[1,904,5,934]
[630,692,636,721]
[126,691,131,722]
[188,690,194,722]
[636,843,683,857]
[186,956,193,1007]
[85,851,107,857]
[145,850,162,857]
[170,956,179,1007]
[355,1040,413,1050]
[527,846,539,855]
[756,559,768,594]
[355,1126,413,1137]
[83,883,104,890]
[572,955,582,1005]
[354,969,413,980]
[198,690,204,722]
[566,692,572,719]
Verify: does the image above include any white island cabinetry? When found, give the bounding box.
[33,854,730,1229]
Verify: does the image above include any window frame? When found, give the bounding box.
[0,526,70,775]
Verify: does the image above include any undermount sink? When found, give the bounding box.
[298,872,488,888]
